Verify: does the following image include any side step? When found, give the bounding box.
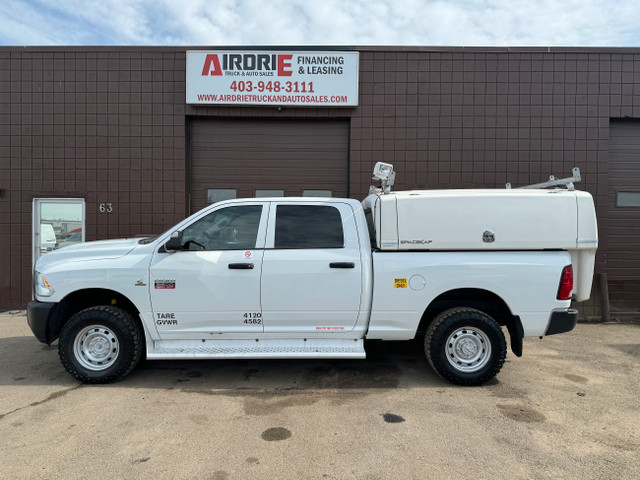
[147,338,366,360]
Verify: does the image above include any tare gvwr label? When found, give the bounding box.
[186,50,359,106]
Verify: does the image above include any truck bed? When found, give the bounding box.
[366,250,573,340]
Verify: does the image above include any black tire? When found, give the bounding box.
[425,307,507,386]
[58,306,143,384]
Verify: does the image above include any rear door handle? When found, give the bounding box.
[330,262,355,269]
[228,263,254,269]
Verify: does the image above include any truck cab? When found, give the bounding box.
[150,198,371,337]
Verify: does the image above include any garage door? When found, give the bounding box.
[607,119,640,310]
[190,118,349,213]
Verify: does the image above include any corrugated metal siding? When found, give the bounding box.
[607,119,640,310]
[190,118,349,213]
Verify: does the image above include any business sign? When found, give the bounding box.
[186,50,359,107]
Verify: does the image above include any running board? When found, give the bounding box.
[147,338,366,360]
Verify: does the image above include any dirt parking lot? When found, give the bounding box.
[0,311,639,480]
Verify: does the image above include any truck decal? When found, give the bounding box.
[154,280,175,289]
[243,312,262,324]
[156,312,178,325]
[156,319,178,325]
[394,278,408,288]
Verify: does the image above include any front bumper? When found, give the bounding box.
[27,300,56,344]
[545,308,579,336]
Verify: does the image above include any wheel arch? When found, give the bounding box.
[417,288,524,357]
[47,288,143,344]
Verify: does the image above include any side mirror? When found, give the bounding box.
[165,231,182,252]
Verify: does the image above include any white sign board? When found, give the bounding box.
[186,50,359,107]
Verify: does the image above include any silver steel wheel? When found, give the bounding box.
[73,325,120,371]
[445,326,492,373]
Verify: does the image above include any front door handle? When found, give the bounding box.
[228,263,254,269]
[330,262,355,269]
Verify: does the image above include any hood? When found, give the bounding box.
[36,238,142,269]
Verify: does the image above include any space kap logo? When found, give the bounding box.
[187,50,359,107]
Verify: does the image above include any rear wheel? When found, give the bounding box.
[58,306,143,384]
[425,307,506,386]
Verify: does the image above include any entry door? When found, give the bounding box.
[32,199,85,266]
[261,202,363,333]
[150,203,268,336]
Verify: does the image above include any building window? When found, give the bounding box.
[617,192,640,207]
[255,189,284,198]
[302,190,332,197]
[207,189,237,204]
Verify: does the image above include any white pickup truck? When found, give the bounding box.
[27,163,598,386]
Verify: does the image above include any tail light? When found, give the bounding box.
[557,265,573,300]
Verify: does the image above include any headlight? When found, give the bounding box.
[34,271,54,297]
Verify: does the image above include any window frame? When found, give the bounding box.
[207,188,237,204]
[255,189,285,198]
[267,202,347,250]
[616,190,640,208]
[176,203,269,251]
[302,189,333,198]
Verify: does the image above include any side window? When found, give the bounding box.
[181,205,263,251]
[275,205,344,249]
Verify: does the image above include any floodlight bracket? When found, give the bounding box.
[370,162,396,194]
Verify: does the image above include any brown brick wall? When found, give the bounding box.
[1,46,639,310]
[0,49,187,307]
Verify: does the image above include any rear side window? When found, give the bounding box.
[275,205,344,249]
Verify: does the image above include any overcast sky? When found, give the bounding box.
[1,0,639,47]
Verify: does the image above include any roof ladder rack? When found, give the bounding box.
[506,167,581,190]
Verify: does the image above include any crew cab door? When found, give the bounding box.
[149,203,268,336]
[261,202,363,333]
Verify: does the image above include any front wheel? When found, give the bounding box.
[425,307,507,386]
[58,306,143,384]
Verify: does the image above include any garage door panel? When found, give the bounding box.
[194,161,349,172]
[194,140,348,150]
[192,152,346,162]
[190,118,349,212]
[198,124,348,135]
[607,119,640,310]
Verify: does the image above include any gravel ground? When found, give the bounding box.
[0,310,639,480]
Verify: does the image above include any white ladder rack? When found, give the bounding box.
[506,167,581,190]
